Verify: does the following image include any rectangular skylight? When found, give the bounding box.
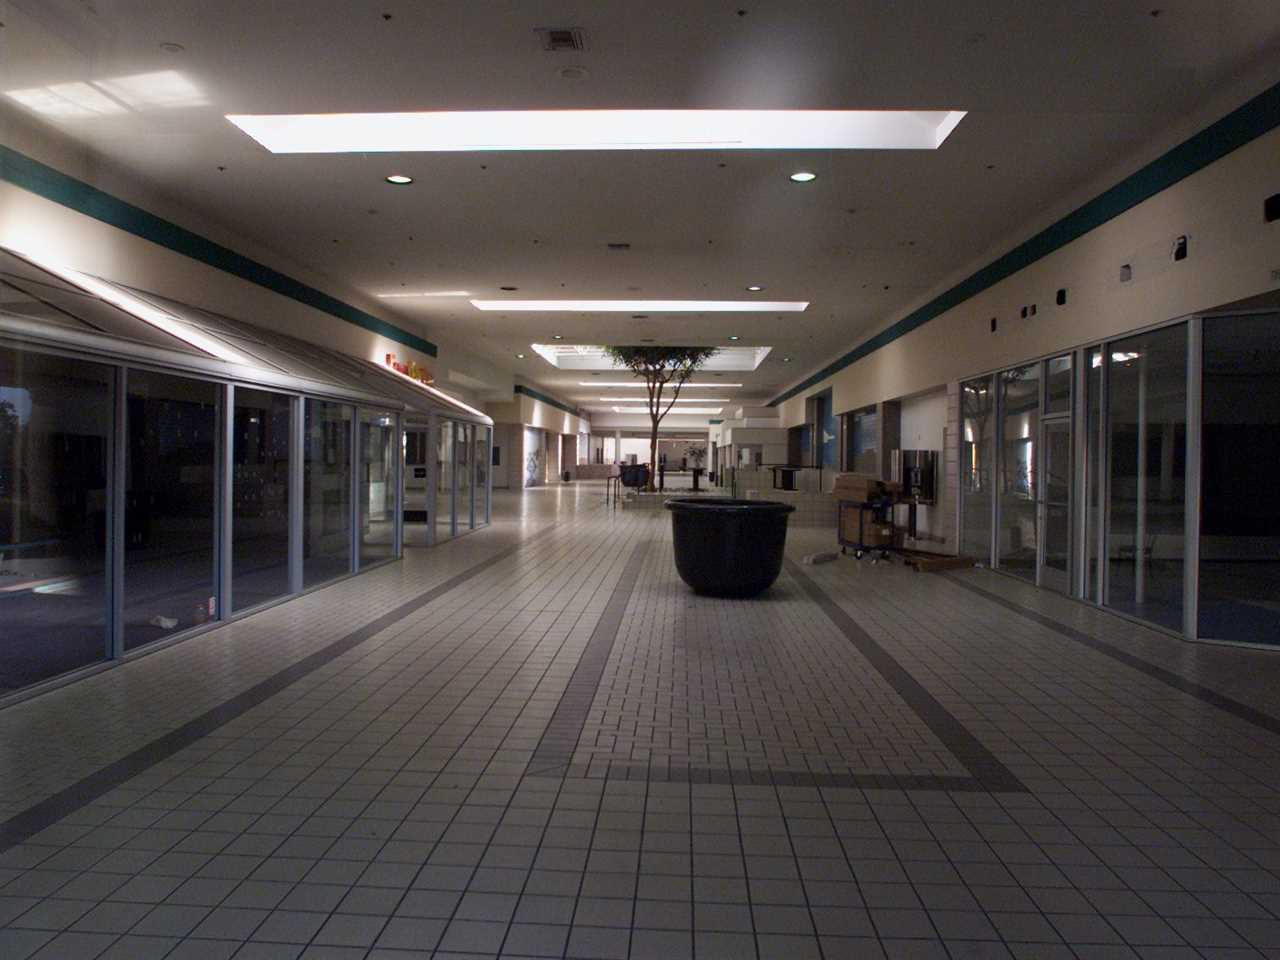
[225,110,967,153]
[474,300,807,312]
[611,405,724,415]
[581,381,743,387]
[532,344,770,371]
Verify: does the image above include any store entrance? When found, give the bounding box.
[1039,417,1072,593]
[403,423,431,547]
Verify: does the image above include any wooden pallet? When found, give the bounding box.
[898,551,974,573]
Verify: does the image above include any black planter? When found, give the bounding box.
[665,497,795,597]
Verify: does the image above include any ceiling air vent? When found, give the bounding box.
[538,27,585,51]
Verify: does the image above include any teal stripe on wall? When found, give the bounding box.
[0,145,438,357]
[515,384,581,417]
[769,79,1280,406]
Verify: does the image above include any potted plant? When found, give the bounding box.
[601,346,717,493]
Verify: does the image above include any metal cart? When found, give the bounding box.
[836,498,897,562]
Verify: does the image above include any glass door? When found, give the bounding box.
[402,424,430,547]
[456,422,473,530]
[436,420,454,542]
[1039,418,1072,592]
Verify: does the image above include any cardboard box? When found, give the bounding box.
[833,473,901,503]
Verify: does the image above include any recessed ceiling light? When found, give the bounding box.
[225,110,968,153]
[515,353,526,359]
[746,284,765,292]
[552,334,563,340]
[782,356,792,362]
[385,174,413,184]
[790,171,817,183]
[470,299,807,312]
[727,335,740,341]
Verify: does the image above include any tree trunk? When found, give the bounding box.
[648,418,659,494]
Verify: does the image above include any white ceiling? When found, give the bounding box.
[4,0,1279,417]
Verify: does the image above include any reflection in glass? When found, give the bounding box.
[359,410,397,567]
[998,364,1040,580]
[474,426,490,526]
[1085,347,1103,600]
[1045,355,1072,414]
[304,399,352,587]
[845,407,879,475]
[232,388,291,611]
[124,369,218,649]
[0,347,111,692]
[403,424,430,547]
[1199,314,1280,644]
[457,422,473,530]
[1041,419,1072,590]
[437,420,454,541]
[1106,324,1186,631]
[960,377,995,562]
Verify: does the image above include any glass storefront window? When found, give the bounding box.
[960,377,995,563]
[232,388,291,611]
[1105,324,1186,631]
[1199,314,1280,644]
[474,425,490,526]
[403,424,430,547]
[844,407,879,475]
[304,399,352,587]
[359,410,397,567]
[124,369,218,649]
[1046,354,1072,414]
[998,364,1040,580]
[457,422,473,529]
[0,347,112,691]
[437,420,454,541]
[1086,347,1103,600]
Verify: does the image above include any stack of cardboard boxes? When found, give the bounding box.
[832,473,902,549]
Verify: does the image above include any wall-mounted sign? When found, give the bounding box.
[385,353,434,386]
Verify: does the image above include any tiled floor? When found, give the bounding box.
[3,483,1280,959]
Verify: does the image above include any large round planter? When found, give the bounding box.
[665,497,795,597]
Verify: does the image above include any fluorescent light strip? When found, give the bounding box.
[225,110,967,153]
[10,247,255,366]
[473,300,807,312]
[581,381,743,387]
[384,365,490,420]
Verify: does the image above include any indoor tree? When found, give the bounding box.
[602,346,718,493]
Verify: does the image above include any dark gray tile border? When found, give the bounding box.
[943,573,1280,737]
[529,551,1027,794]
[783,560,1028,794]
[528,539,652,776]
[0,524,560,853]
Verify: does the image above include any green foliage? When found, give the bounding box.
[601,346,718,492]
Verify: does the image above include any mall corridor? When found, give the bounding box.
[2,485,1279,960]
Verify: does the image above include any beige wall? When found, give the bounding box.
[778,127,1280,426]
[0,104,507,407]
